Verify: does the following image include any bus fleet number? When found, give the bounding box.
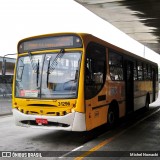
[58,102,70,106]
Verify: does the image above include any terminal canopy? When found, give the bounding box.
[76,0,160,54]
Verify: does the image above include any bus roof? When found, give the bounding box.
[17,32,158,66]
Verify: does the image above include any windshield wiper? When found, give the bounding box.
[36,59,39,87]
[28,52,40,87]
[46,59,50,87]
[49,49,65,73]
[28,52,37,72]
[46,49,65,87]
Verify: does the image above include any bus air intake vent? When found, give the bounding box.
[27,104,57,107]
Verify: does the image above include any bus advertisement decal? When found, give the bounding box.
[20,90,38,97]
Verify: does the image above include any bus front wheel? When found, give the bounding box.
[107,106,118,128]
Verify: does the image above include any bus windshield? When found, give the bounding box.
[15,52,81,99]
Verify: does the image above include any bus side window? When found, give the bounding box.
[85,43,106,99]
[148,65,152,80]
[137,62,143,80]
[134,61,138,80]
[143,63,147,80]
[109,51,123,81]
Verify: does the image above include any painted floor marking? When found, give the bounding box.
[59,145,84,159]
[74,108,160,160]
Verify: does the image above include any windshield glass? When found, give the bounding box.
[15,52,81,99]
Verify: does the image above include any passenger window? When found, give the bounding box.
[85,43,106,99]
[137,62,143,80]
[109,51,123,81]
[148,65,152,80]
[134,61,138,80]
[143,63,147,80]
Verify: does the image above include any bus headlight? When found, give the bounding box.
[71,108,75,113]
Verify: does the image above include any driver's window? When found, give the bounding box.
[85,43,106,99]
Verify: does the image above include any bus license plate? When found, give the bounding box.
[36,118,48,125]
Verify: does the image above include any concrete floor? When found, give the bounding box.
[0,97,12,116]
[0,105,160,160]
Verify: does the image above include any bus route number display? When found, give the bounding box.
[18,35,82,53]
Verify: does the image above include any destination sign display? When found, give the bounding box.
[18,35,82,53]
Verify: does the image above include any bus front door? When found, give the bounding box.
[124,60,134,114]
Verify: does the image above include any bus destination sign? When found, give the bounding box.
[18,35,82,53]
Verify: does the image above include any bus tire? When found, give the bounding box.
[145,94,150,110]
[107,106,118,128]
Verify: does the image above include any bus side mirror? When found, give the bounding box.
[2,59,6,76]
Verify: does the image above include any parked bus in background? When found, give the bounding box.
[0,57,15,98]
[12,33,159,131]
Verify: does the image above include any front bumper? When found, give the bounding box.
[12,109,86,131]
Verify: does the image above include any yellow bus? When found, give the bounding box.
[12,33,159,131]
